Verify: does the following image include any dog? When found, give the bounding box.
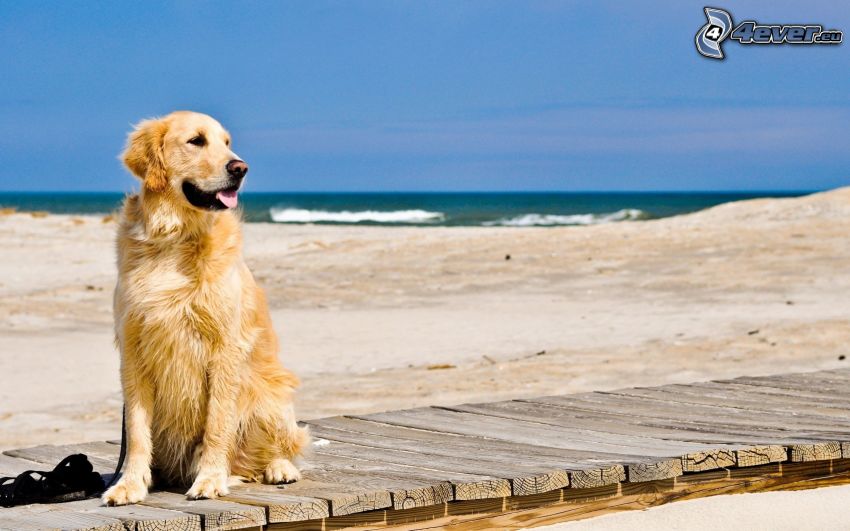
[102,111,308,506]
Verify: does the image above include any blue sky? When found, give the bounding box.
[0,1,847,192]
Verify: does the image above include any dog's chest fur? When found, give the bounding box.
[119,226,243,365]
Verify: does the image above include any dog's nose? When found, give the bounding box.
[227,160,248,180]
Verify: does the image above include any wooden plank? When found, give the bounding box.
[228,477,391,518]
[799,368,850,377]
[0,498,200,531]
[0,500,124,531]
[435,401,770,478]
[442,401,657,441]
[697,383,850,413]
[142,491,267,531]
[62,500,202,531]
[735,445,788,467]
[355,408,727,483]
[604,386,850,444]
[568,467,626,489]
[721,376,850,399]
[729,374,850,396]
[681,449,736,472]
[305,451,510,502]
[0,453,50,476]
[308,473,449,513]
[626,458,683,483]
[352,408,723,483]
[619,387,850,446]
[226,443,494,515]
[310,416,639,469]
[310,416,603,470]
[445,399,795,446]
[526,391,850,441]
[357,407,713,457]
[588,388,850,432]
[760,378,850,398]
[689,381,850,411]
[296,455,454,514]
[789,442,843,462]
[618,382,850,417]
[309,417,627,490]
[700,375,850,398]
[618,382,845,424]
[4,443,118,476]
[312,439,568,497]
[219,486,330,523]
[639,377,850,403]
[510,400,816,457]
[809,368,850,377]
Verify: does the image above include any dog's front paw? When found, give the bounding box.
[264,458,301,484]
[102,477,149,506]
[186,470,229,500]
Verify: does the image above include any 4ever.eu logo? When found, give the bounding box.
[695,7,843,60]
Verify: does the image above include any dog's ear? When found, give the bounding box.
[122,118,169,193]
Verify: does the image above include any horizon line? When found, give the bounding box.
[0,189,823,195]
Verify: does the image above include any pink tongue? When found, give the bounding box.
[216,190,238,208]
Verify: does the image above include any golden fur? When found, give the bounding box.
[102,111,308,506]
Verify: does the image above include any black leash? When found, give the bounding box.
[0,404,127,507]
[105,406,128,490]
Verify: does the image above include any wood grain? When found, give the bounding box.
[626,458,683,483]
[735,445,787,467]
[681,449,737,472]
[789,442,843,462]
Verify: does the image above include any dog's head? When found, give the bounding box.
[123,111,247,211]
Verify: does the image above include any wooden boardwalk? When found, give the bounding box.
[3,368,850,530]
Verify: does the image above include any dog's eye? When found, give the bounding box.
[187,135,206,147]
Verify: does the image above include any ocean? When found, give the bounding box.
[0,191,809,227]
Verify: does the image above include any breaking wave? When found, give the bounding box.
[269,208,445,224]
[483,208,647,227]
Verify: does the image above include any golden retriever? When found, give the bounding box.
[102,111,308,506]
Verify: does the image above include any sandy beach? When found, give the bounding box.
[1,189,849,527]
[2,188,849,450]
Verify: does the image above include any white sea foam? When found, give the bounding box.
[269,208,445,224]
[483,208,647,227]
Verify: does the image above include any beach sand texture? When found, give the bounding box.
[1,188,849,454]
